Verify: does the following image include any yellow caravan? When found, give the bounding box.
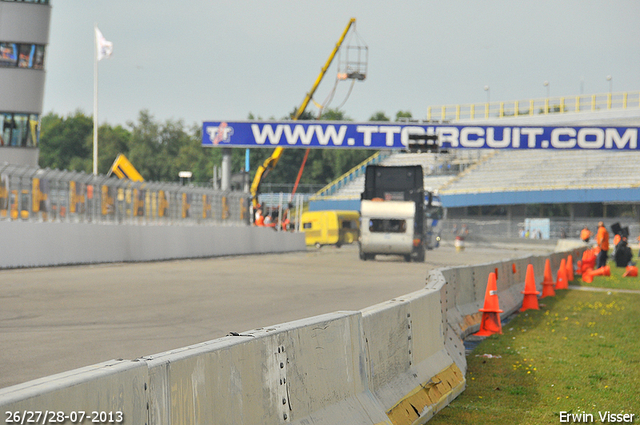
[301,210,360,248]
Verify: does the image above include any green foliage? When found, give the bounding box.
[39,110,93,172]
[395,110,412,121]
[319,108,352,121]
[369,111,390,122]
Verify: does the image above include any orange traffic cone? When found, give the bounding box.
[582,268,595,284]
[512,263,517,274]
[542,259,554,287]
[555,259,569,290]
[582,265,610,284]
[566,255,574,282]
[576,260,583,276]
[495,267,499,280]
[474,272,503,337]
[593,265,611,277]
[623,265,638,278]
[581,250,596,274]
[521,264,540,311]
[541,262,556,298]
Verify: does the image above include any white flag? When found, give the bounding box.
[95,27,113,61]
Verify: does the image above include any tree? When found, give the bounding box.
[127,110,198,181]
[96,124,132,174]
[39,110,93,171]
[369,111,390,122]
[319,108,351,121]
[395,110,412,121]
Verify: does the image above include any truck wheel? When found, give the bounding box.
[359,246,366,260]
[315,242,321,249]
[404,255,412,262]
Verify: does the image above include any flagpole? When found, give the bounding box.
[93,23,98,176]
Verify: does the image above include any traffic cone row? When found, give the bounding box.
[474,253,581,336]
[474,247,636,339]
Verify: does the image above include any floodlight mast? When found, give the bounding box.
[250,18,357,209]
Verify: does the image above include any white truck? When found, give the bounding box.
[358,165,427,262]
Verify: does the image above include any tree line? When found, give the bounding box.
[38,108,413,189]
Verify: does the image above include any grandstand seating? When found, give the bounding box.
[440,150,640,194]
[318,149,640,201]
[319,150,491,198]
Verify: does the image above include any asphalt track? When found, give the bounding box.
[0,240,555,389]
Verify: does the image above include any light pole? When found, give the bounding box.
[606,75,612,93]
[543,80,549,98]
[484,85,490,104]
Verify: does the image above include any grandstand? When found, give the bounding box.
[310,148,640,206]
[308,104,640,239]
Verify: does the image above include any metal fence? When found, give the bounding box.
[0,164,251,225]
[443,218,640,241]
[426,90,640,122]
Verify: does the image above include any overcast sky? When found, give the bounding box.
[42,0,640,127]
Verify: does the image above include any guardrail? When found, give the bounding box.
[426,91,640,122]
[0,244,588,424]
[0,164,250,225]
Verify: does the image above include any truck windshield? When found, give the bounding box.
[369,219,406,233]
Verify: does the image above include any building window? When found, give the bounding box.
[0,43,18,67]
[0,113,39,147]
[0,43,45,69]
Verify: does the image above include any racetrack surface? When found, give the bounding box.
[0,240,555,389]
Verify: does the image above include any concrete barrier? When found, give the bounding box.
[0,246,587,425]
[0,360,148,425]
[0,221,306,269]
[361,287,465,425]
[144,311,393,425]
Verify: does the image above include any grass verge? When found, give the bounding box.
[430,264,640,424]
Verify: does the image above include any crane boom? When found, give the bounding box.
[250,18,356,209]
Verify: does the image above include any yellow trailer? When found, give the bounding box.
[301,210,360,248]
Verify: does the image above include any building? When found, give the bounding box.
[0,0,51,167]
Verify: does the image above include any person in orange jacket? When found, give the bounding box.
[580,226,591,243]
[595,221,610,269]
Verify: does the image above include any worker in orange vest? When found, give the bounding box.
[580,226,591,243]
[254,208,265,226]
[595,221,610,269]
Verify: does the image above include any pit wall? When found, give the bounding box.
[0,221,306,269]
[0,246,587,425]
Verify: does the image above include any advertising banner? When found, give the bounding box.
[202,121,638,151]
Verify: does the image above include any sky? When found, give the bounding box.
[42,0,640,128]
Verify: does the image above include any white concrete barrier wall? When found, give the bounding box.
[144,311,384,425]
[0,247,587,425]
[0,222,306,269]
[0,361,148,425]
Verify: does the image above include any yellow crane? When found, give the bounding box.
[250,18,363,209]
